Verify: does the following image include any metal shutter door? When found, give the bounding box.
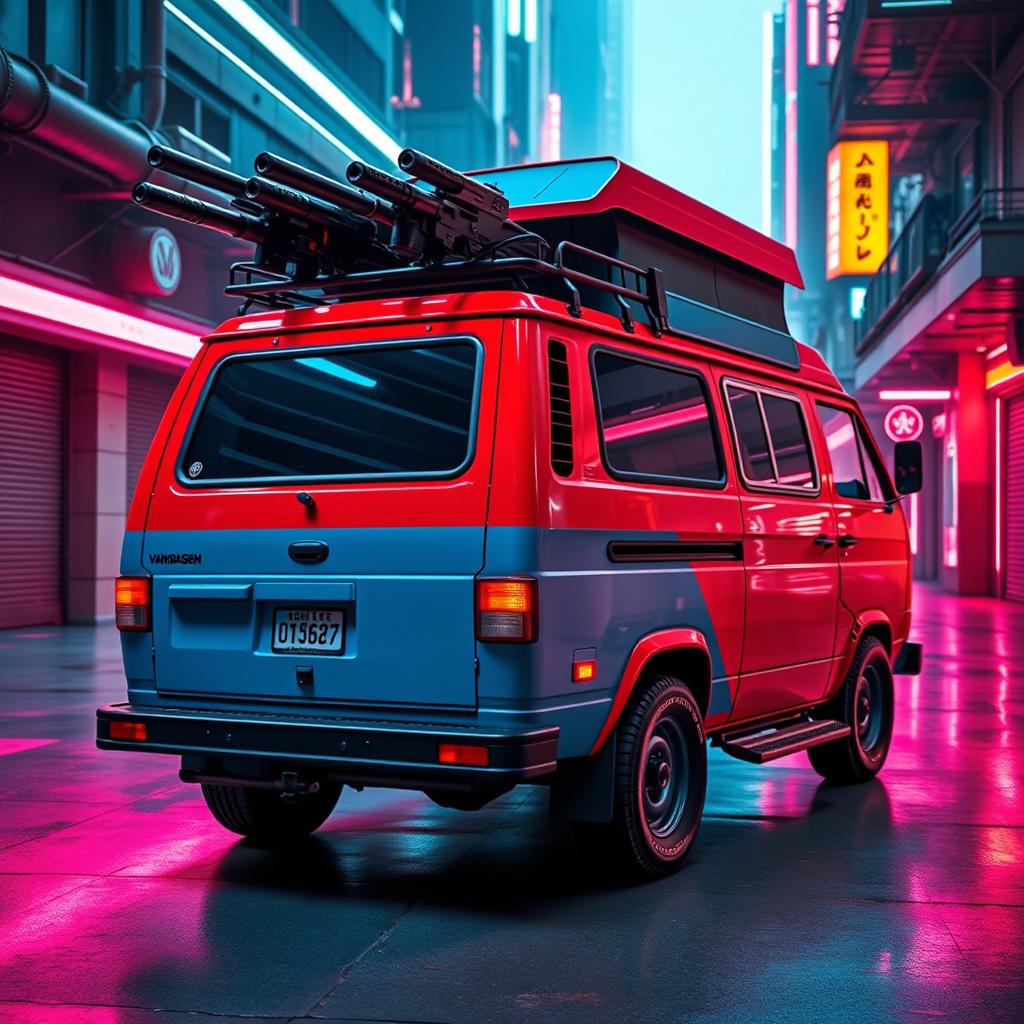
[126,366,179,511]
[0,338,65,629]
[1005,396,1024,601]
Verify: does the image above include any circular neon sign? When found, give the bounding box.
[884,404,924,442]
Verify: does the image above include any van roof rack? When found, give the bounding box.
[131,145,801,370]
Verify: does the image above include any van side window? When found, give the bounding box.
[593,350,723,486]
[817,404,889,502]
[726,387,775,483]
[724,382,817,492]
[761,393,815,488]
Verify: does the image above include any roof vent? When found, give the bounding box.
[548,340,574,477]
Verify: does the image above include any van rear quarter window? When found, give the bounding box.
[180,339,480,484]
[592,350,723,485]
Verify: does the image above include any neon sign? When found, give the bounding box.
[826,140,890,280]
[884,404,924,443]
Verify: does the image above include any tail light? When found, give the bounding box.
[475,577,537,643]
[110,721,148,741]
[115,576,151,632]
[438,743,489,767]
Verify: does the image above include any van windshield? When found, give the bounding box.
[180,339,480,484]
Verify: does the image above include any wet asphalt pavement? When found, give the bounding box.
[0,583,1021,1023]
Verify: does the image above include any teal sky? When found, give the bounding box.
[630,0,782,232]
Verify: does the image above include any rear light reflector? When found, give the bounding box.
[475,578,537,642]
[115,576,151,632]
[572,659,597,683]
[438,743,489,767]
[110,721,147,741]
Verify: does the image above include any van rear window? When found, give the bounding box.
[180,340,479,484]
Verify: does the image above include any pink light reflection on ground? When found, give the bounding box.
[0,738,58,756]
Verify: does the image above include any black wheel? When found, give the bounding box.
[583,675,707,878]
[808,635,894,784]
[201,781,341,841]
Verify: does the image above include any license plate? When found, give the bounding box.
[272,608,344,655]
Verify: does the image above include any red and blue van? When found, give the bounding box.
[97,157,922,877]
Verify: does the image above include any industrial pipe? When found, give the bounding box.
[142,0,167,130]
[0,47,221,205]
[0,47,150,183]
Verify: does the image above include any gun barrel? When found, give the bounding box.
[398,148,509,216]
[254,152,396,224]
[147,145,249,196]
[346,162,439,218]
[132,182,265,243]
[244,176,374,236]
[396,149,469,195]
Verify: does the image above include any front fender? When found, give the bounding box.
[589,628,712,755]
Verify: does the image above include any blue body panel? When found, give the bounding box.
[478,527,733,754]
[126,527,483,709]
[121,525,732,759]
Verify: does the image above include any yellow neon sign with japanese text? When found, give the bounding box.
[826,140,890,280]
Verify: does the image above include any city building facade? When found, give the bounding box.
[767,1,847,375]
[0,0,607,629]
[829,0,1024,598]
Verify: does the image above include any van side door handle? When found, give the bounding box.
[838,535,860,548]
[813,534,836,549]
[288,541,329,565]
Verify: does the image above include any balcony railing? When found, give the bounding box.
[854,194,948,353]
[854,188,1024,354]
[946,188,1024,249]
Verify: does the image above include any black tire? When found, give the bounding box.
[808,635,894,784]
[201,781,341,841]
[584,675,707,878]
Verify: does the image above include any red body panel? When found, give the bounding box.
[589,629,713,755]
[807,400,911,665]
[709,367,840,717]
[141,317,504,533]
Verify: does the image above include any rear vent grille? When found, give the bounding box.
[548,340,574,477]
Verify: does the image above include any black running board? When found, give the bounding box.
[718,718,850,765]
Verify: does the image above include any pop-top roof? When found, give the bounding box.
[469,157,804,290]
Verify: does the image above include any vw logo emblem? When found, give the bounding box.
[188,461,204,479]
[149,228,182,295]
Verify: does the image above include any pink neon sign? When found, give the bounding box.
[826,0,845,66]
[784,0,798,250]
[884,404,924,443]
[542,92,562,162]
[390,39,421,109]
[472,24,482,97]
[0,273,200,360]
[806,0,821,66]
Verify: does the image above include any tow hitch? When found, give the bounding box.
[179,767,321,795]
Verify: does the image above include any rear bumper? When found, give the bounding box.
[96,703,559,788]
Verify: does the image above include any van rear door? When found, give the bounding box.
[137,323,500,709]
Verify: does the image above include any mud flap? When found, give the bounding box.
[893,641,922,675]
[548,731,617,824]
